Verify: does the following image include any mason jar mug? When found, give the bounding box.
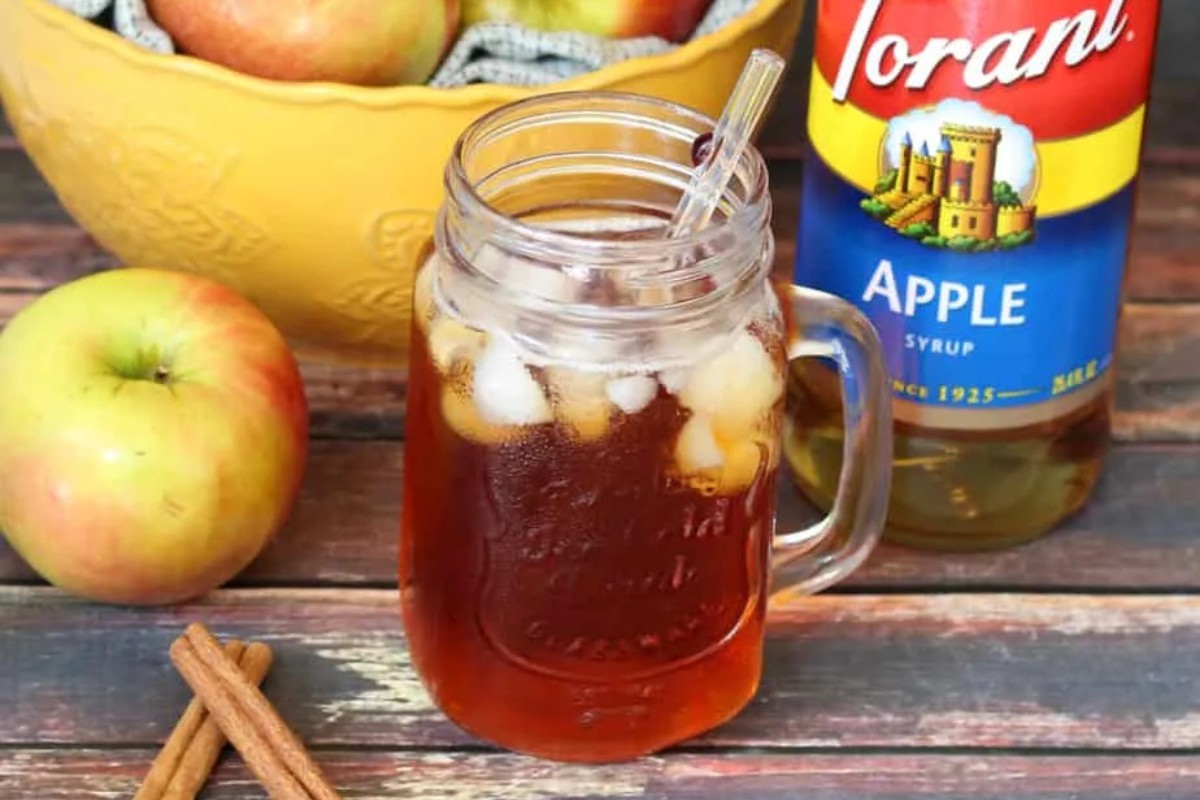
[399,91,893,763]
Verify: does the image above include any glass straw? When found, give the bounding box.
[666,48,787,238]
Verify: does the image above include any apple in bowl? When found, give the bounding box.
[145,0,462,86]
[463,0,715,42]
[0,269,309,606]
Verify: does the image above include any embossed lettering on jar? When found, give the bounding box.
[398,93,784,763]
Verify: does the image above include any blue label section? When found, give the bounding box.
[794,157,1133,410]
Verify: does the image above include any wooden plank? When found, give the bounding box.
[193,438,403,587]
[0,588,1198,750]
[3,296,1199,443]
[0,289,406,441]
[0,223,116,286]
[0,444,408,588]
[1157,0,1200,82]
[1115,305,1200,442]
[0,146,75,224]
[289,296,1200,446]
[3,155,1196,299]
[300,360,404,441]
[0,231,1198,441]
[3,440,1200,592]
[842,443,1200,590]
[3,749,1200,800]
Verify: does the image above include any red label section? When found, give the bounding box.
[814,0,1161,140]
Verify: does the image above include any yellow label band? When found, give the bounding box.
[806,66,1146,218]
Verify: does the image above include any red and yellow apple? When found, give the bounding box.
[146,0,461,86]
[463,0,714,42]
[0,268,309,606]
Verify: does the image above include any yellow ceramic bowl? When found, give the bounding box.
[0,0,804,367]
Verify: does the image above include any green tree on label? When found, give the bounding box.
[994,181,1022,207]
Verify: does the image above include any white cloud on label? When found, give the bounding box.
[882,98,1038,198]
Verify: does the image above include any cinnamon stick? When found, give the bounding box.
[135,639,276,800]
[133,640,248,800]
[163,642,275,799]
[169,623,342,800]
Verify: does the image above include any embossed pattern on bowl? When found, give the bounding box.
[0,0,803,366]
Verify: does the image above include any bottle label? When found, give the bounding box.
[794,0,1162,429]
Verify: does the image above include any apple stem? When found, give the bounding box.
[153,365,171,384]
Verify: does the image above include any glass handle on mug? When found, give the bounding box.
[770,285,893,604]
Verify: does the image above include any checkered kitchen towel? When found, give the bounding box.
[46,0,758,87]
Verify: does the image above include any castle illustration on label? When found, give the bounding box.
[861,100,1039,252]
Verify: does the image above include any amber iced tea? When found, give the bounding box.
[401,258,788,762]
[398,90,892,764]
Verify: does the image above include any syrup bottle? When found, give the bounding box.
[786,0,1164,549]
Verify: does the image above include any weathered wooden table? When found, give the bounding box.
[2,33,1200,800]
